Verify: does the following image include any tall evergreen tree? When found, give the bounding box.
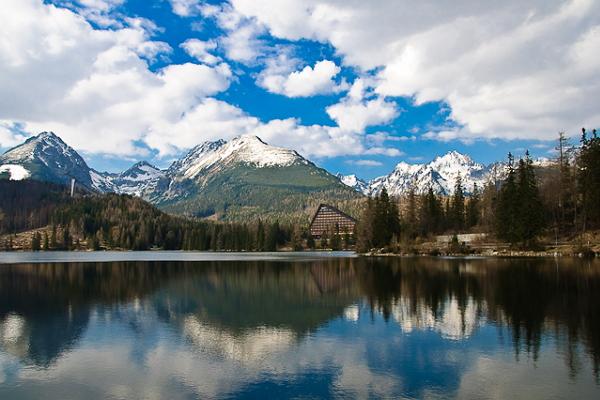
[466,183,480,229]
[496,152,545,247]
[516,152,545,247]
[496,153,519,244]
[356,197,375,252]
[405,188,418,240]
[577,127,600,230]
[31,232,41,251]
[419,187,442,236]
[451,176,465,231]
[43,232,49,250]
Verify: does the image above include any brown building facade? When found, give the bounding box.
[309,204,357,238]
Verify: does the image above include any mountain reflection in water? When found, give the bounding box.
[0,257,599,399]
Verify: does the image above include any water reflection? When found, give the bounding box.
[0,257,599,398]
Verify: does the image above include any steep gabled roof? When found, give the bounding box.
[309,203,357,227]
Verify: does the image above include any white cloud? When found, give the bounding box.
[326,80,398,133]
[63,0,127,27]
[228,0,600,142]
[346,159,383,167]
[168,0,202,17]
[180,39,221,65]
[366,131,415,146]
[364,147,403,157]
[0,122,27,148]
[259,59,343,97]
[76,0,124,12]
[201,3,266,64]
[0,0,406,161]
[0,0,229,156]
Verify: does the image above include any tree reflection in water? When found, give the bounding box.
[0,256,599,397]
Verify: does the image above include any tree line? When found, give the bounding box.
[0,181,313,252]
[356,128,600,251]
[0,180,361,252]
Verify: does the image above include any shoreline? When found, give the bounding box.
[0,248,597,261]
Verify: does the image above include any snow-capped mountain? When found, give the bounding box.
[369,151,505,196]
[92,161,165,198]
[171,135,307,179]
[156,135,313,203]
[336,174,369,195]
[0,131,94,188]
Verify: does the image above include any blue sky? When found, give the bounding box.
[2,0,598,179]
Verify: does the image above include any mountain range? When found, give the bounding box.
[0,132,360,221]
[1,131,550,220]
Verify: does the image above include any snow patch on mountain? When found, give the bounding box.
[337,174,369,194]
[91,161,165,197]
[369,151,506,196]
[173,135,306,181]
[0,164,30,180]
[0,131,93,188]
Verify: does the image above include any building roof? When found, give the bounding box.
[309,203,357,227]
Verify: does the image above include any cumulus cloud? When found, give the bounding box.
[168,0,202,17]
[201,3,266,64]
[180,39,221,65]
[259,59,343,97]
[228,0,600,141]
[0,0,403,161]
[0,122,27,148]
[60,0,127,27]
[0,0,229,156]
[326,80,398,133]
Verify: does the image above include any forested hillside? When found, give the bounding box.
[355,128,600,253]
[0,181,316,251]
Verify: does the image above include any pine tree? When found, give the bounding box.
[405,189,417,240]
[256,220,265,251]
[356,197,374,252]
[31,232,41,251]
[466,183,480,229]
[330,228,342,251]
[577,127,600,230]
[43,232,49,250]
[62,226,72,250]
[496,153,519,244]
[291,226,303,251]
[265,223,278,251]
[516,152,545,247]
[372,188,391,247]
[419,188,442,236]
[496,152,545,247]
[451,176,465,231]
[50,224,57,249]
[320,230,329,249]
[306,233,316,249]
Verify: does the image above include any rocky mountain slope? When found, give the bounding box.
[368,151,503,196]
[0,132,95,189]
[1,132,360,221]
[151,135,361,220]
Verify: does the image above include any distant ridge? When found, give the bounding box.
[1,132,360,222]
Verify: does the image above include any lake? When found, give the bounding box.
[0,253,599,399]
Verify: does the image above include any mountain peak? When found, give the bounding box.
[36,131,60,140]
[232,134,267,145]
[432,150,474,166]
[337,173,369,194]
[371,151,489,196]
[1,131,93,188]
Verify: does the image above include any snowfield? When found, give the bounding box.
[0,164,30,180]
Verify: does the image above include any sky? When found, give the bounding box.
[1,0,599,179]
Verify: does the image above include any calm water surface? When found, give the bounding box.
[0,253,599,399]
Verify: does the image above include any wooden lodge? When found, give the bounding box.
[309,204,357,238]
